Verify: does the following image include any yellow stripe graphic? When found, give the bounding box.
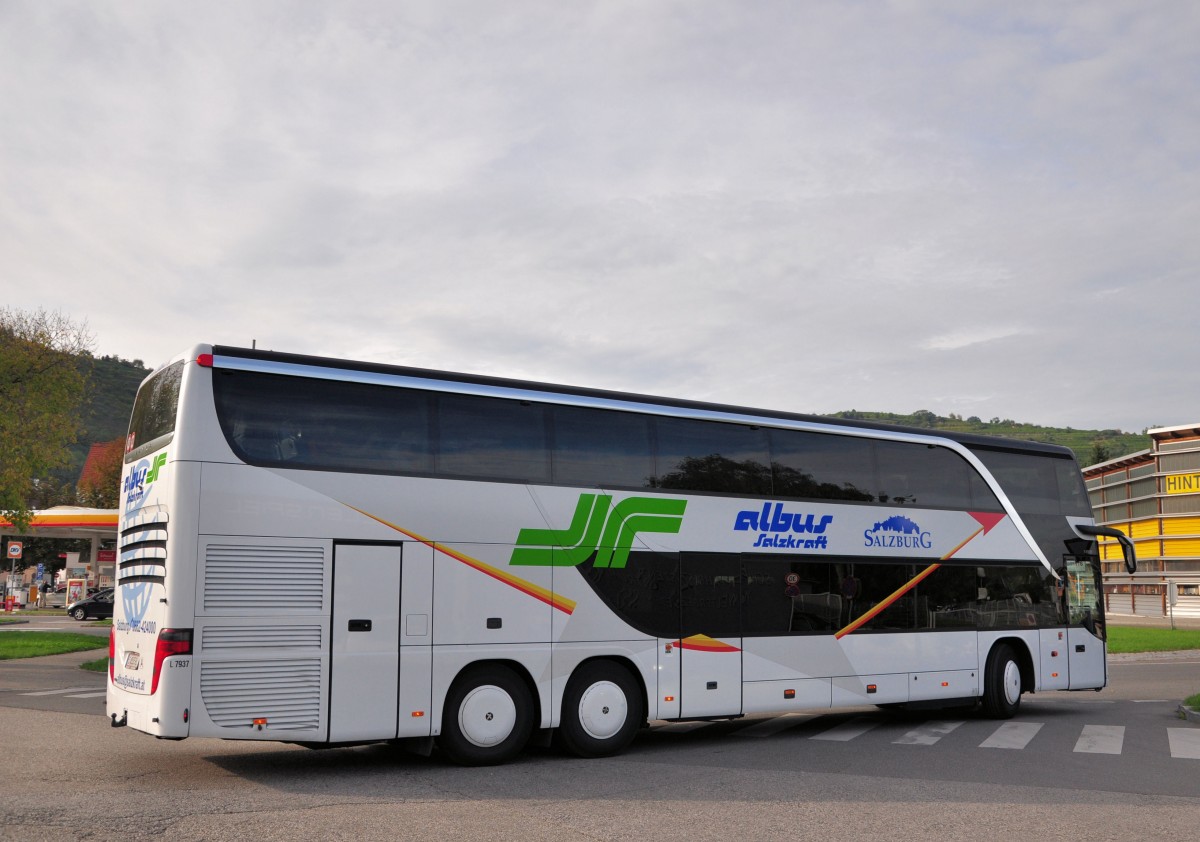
[344,504,577,614]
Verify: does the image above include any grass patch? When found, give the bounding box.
[0,631,107,660]
[1107,626,1200,653]
[80,657,108,673]
[13,609,71,616]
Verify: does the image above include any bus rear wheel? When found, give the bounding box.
[982,643,1023,719]
[438,664,534,766]
[558,661,644,758]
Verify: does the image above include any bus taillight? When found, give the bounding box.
[108,628,115,683]
[151,629,193,695]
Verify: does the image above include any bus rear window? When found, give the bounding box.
[126,361,184,462]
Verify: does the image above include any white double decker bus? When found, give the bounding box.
[108,345,1135,765]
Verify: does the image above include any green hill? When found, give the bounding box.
[826,409,1149,467]
[56,355,150,484]
[81,355,150,443]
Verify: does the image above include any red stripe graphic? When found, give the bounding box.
[835,514,1006,639]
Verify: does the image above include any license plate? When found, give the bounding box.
[123,651,142,671]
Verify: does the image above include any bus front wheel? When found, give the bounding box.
[982,643,1023,719]
[438,664,534,766]
[558,660,644,758]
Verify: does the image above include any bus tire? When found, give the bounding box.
[558,660,644,759]
[982,643,1023,719]
[438,664,534,766]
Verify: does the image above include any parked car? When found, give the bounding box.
[66,589,114,621]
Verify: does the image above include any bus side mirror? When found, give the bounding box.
[1073,524,1137,575]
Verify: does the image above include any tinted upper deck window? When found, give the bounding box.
[768,429,876,501]
[552,405,654,488]
[654,418,772,494]
[874,440,1000,510]
[970,448,1090,516]
[213,370,433,473]
[436,394,550,482]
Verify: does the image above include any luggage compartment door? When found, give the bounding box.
[330,543,401,741]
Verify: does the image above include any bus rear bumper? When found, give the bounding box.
[108,686,190,739]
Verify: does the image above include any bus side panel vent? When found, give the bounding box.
[200,658,322,731]
[202,625,323,652]
[203,544,325,613]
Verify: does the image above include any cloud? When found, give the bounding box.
[921,326,1029,352]
[2,1,1198,432]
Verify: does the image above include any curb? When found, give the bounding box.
[1107,649,1200,663]
[1179,705,1200,725]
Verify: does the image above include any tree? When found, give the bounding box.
[911,409,938,428]
[0,308,93,532]
[77,438,125,508]
[1089,441,1112,466]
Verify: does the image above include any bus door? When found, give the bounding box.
[1063,556,1106,690]
[329,543,401,741]
[678,554,742,718]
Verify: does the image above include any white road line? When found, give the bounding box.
[1074,724,1124,755]
[733,713,814,738]
[893,721,964,746]
[19,687,98,697]
[810,717,879,742]
[1167,729,1200,760]
[980,721,1044,749]
[64,691,107,699]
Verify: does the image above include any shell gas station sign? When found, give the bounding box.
[5,542,23,611]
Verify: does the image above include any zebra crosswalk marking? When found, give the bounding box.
[979,721,1044,749]
[810,717,879,742]
[1074,724,1124,754]
[893,720,964,745]
[649,712,1200,760]
[1167,728,1200,760]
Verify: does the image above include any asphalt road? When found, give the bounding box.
[2,633,1199,842]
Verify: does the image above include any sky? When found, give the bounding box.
[2,1,1197,433]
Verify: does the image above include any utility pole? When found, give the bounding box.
[1168,579,1177,631]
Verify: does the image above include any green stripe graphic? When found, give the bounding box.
[510,493,686,568]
